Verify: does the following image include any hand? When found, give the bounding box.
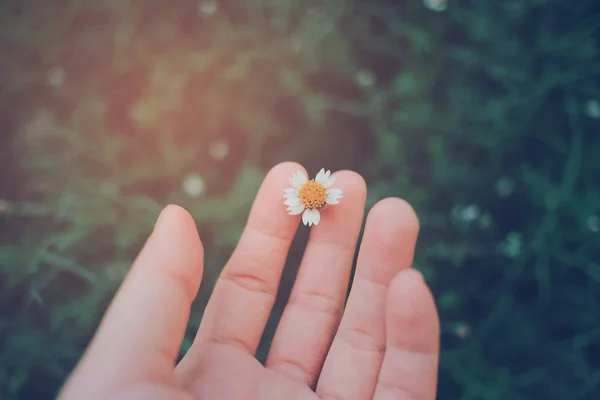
[59,162,439,400]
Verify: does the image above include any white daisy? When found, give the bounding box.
[283,168,343,227]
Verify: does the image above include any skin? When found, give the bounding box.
[59,162,440,400]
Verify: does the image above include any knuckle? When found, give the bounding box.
[335,326,385,353]
[288,290,343,317]
[221,270,277,298]
[268,358,312,385]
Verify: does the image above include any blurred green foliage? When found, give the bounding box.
[1,0,600,398]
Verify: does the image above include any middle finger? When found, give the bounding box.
[266,170,366,387]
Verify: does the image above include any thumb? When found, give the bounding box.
[61,205,204,398]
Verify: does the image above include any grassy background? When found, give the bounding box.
[1,0,600,398]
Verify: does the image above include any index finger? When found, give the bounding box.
[186,162,304,355]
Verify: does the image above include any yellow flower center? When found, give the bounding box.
[298,180,326,209]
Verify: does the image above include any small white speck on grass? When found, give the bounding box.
[587,215,599,233]
[460,204,480,222]
[198,0,218,17]
[47,67,65,87]
[208,139,229,160]
[423,0,448,12]
[355,69,376,88]
[586,99,600,119]
[182,173,206,198]
[499,231,523,258]
[496,176,515,197]
[453,322,471,339]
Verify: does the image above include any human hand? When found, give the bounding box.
[59,162,439,400]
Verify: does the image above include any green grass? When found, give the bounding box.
[1,0,600,398]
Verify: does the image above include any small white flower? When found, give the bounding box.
[0,198,8,213]
[496,176,515,197]
[460,204,480,222]
[499,231,522,258]
[355,69,376,88]
[198,0,218,17]
[587,215,599,233]
[283,168,343,227]
[47,67,65,87]
[423,0,448,12]
[208,139,229,160]
[453,322,471,339]
[182,173,206,198]
[586,99,600,119]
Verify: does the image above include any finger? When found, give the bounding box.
[316,198,419,400]
[374,269,439,400]
[60,205,204,397]
[185,162,304,357]
[266,171,366,387]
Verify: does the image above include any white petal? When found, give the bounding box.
[315,168,325,183]
[326,188,343,196]
[315,168,333,186]
[284,194,300,204]
[283,188,297,196]
[302,208,320,226]
[323,174,335,188]
[288,204,305,215]
[326,196,343,205]
[290,170,308,189]
[284,191,299,200]
[301,208,310,225]
[312,209,321,226]
[284,197,301,207]
[303,208,317,226]
[325,188,343,205]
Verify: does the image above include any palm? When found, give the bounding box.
[179,345,318,399]
[60,163,439,400]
